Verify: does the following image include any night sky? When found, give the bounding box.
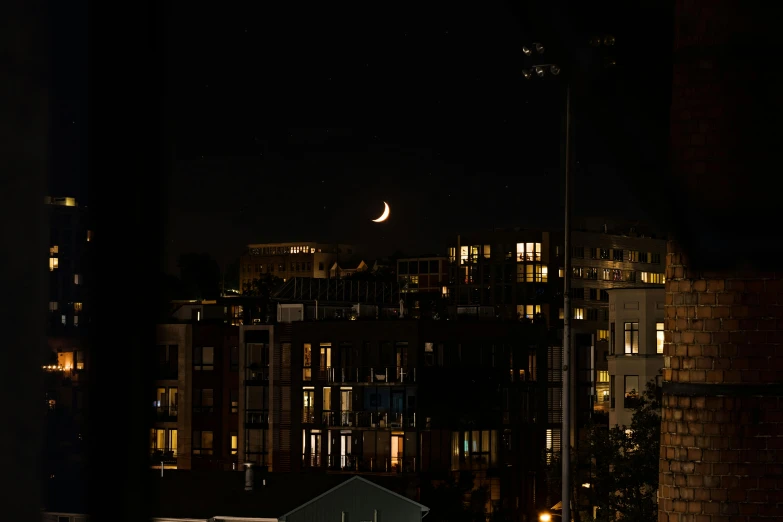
[50,1,673,273]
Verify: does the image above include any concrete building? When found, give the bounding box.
[606,287,665,428]
[239,242,356,291]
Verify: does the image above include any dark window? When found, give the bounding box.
[230,346,239,371]
[600,290,609,301]
[639,252,649,263]
[573,246,584,259]
[600,248,610,260]
[318,262,324,271]
[398,262,408,275]
[651,253,661,264]
[587,309,599,321]
[610,323,615,354]
[613,249,624,261]
[194,346,214,371]
[430,260,439,273]
[193,388,214,413]
[192,430,214,455]
[572,288,585,299]
[610,376,616,408]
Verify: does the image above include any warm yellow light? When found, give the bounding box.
[372,201,390,223]
[539,514,552,522]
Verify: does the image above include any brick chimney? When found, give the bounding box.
[659,2,783,520]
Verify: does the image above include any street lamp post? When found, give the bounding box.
[522,42,572,522]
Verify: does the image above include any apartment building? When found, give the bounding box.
[607,287,665,428]
[152,323,240,471]
[239,242,356,291]
[46,196,91,333]
[397,256,448,295]
[44,336,88,477]
[233,310,553,521]
[446,221,667,421]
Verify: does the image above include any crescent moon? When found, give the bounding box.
[372,201,390,223]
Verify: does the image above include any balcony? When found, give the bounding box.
[245,365,270,384]
[302,408,316,424]
[150,448,177,464]
[321,410,415,429]
[325,454,417,474]
[245,409,269,426]
[154,406,178,422]
[325,366,417,384]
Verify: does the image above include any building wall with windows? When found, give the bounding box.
[153,323,241,471]
[283,319,550,521]
[606,287,665,428]
[46,196,91,333]
[239,242,356,291]
[397,256,448,294]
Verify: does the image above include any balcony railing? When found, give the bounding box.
[326,454,416,474]
[326,366,416,384]
[154,406,178,421]
[150,448,177,462]
[302,452,323,468]
[320,410,415,429]
[245,409,269,426]
[302,408,315,424]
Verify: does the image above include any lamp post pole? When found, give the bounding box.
[562,82,573,522]
[522,42,571,522]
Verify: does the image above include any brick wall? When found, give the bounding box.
[659,241,783,520]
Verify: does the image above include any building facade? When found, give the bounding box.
[446,222,667,424]
[606,287,665,428]
[239,242,356,291]
[46,196,91,333]
[152,323,240,471]
[233,312,552,521]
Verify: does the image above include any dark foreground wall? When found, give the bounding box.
[659,1,783,521]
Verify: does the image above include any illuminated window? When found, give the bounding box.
[483,245,491,259]
[74,274,81,285]
[192,430,214,455]
[559,308,564,320]
[516,242,542,262]
[624,376,640,408]
[86,230,92,242]
[516,304,541,319]
[545,429,560,464]
[409,275,419,284]
[49,302,58,311]
[303,343,312,381]
[598,370,609,383]
[49,258,58,271]
[624,322,639,354]
[448,247,456,263]
[656,322,665,354]
[50,245,59,255]
[597,329,609,341]
[573,308,585,320]
[73,316,79,326]
[230,432,238,455]
[627,250,638,262]
[559,268,564,278]
[641,272,665,284]
[73,302,83,312]
[302,388,315,423]
[460,246,469,264]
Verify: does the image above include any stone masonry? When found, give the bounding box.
[659,243,783,521]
